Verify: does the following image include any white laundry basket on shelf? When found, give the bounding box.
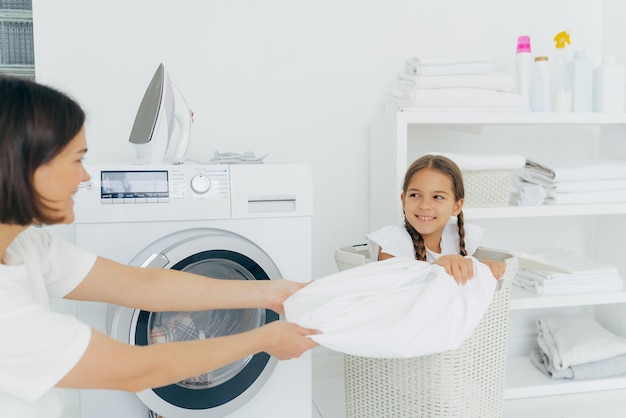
[334,245,517,418]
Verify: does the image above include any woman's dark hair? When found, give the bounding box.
[0,76,85,225]
[402,154,467,261]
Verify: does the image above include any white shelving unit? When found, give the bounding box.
[370,111,626,403]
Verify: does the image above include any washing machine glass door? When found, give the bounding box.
[110,229,281,418]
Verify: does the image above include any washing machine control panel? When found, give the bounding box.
[74,164,232,223]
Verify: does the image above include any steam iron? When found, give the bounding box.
[128,63,192,165]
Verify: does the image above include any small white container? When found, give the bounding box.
[593,56,625,112]
[515,35,534,111]
[531,56,551,112]
[569,51,593,112]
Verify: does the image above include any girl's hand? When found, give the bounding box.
[257,321,320,360]
[480,260,506,280]
[434,254,474,285]
[266,279,307,316]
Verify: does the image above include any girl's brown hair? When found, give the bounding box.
[402,154,467,261]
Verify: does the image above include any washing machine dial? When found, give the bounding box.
[190,174,211,194]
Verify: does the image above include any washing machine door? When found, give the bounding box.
[109,228,281,418]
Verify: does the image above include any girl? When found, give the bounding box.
[0,76,319,417]
[368,154,505,284]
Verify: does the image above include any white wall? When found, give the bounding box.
[31,0,617,279]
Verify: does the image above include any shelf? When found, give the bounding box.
[464,203,626,219]
[505,356,626,399]
[393,111,626,126]
[510,284,626,310]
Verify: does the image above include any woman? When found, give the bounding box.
[0,76,319,417]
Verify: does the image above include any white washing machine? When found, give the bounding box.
[61,163,313,418]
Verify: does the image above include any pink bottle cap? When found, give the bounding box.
[516,35,531,53]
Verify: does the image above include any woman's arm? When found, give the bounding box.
[65,257,303,313]
[57,321,318,392]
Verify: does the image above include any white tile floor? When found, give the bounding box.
[311,348,626,418]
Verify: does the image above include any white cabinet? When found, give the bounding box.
[370,111,626,401]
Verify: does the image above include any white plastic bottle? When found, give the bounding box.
[531,56,551,112]
[569,51,593,112]
[515,35,534,111]
[593,56,625,112]
[551,31,572,112]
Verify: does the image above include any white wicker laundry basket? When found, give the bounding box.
[335,245,517,418]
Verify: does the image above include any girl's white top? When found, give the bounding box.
[367,222,485,262]
[0,227,95,418]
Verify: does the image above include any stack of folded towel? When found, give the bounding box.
[386,55,526,112]
[531,315,626,380]
[515,159,626,205]
[514,247,623,295]
[428,151,526,171]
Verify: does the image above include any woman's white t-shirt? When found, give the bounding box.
[367,222,485,262]
[0,227,96,417]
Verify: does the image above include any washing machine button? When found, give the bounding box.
[190,174,211,194]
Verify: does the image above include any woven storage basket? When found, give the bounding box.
[462,169,513,208]
[334,245,516,418]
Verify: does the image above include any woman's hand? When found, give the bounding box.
[433,254,474,285]
[256,320,320,360]
[265,279,307,316]
[480,260,506,280]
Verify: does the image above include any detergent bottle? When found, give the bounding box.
[551,31,572,112]
[515,35,533,110]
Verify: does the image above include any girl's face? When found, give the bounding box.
[401,167,463,251]
[33,127,90,224]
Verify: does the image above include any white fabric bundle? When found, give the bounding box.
[284,257,497,358]
[536,315,626,370]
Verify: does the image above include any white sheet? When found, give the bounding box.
[284,257,497,358]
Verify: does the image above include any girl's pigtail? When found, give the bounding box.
[405,219,427,261]
[457,211,467,257]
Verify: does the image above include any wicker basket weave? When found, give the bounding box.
[335,245,516,418]
[462,169,513,208]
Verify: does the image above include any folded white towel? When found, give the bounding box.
[530,349,626,380]
[396,72,516,92]
[409,56,493,67]
[545,190,626,205]
[517,247,619,277]
[525,159,626,182]
[386,88,525,112]
[284,257,497,358]
[428,151,526,171]
[405,56,493,76]
[514,275,624,295]
[537,315,626,370]
[510,177,547,206]
[519,173,626,194]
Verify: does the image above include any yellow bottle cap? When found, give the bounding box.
[554,31,571,49]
